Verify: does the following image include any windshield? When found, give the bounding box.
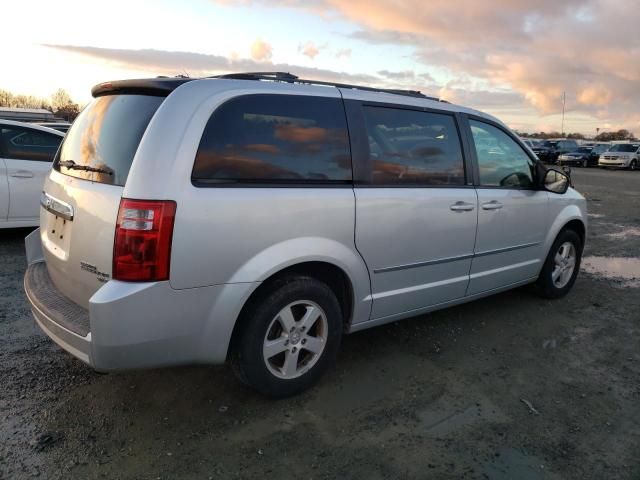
[54,95,164,186]
[574,147,592,154]
[609,144,639,153]
[542,141,558,148]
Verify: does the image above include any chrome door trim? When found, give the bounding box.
[373,253,475,274]
[473,241,540,258]
[365,274,469,301]
[40,191,74,221]
[373,241,540,274]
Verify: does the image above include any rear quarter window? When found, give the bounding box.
[192,94,352,185]
[54,95,164,186]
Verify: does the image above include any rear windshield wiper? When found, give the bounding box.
[58,160,113,175]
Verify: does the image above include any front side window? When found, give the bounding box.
[192,95,352,184]
[1,126,62,162]
[470,120,535,188]
[362,106,465,185]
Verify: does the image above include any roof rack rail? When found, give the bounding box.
[209,71,446,102]
[213,72,298,82]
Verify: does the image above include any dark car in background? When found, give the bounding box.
[557,144,609,167]
[531,139,579,164]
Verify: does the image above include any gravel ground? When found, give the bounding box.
[1,168,639,479]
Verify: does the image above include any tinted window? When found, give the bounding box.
[362,106,464,185]
[470,120,535,188]
[54,95,164,186]
[192,95,351,184]
[1,126,62,162]
[609,144,639,152]
[593,145,608,154]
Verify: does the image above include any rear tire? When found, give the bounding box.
[536,229,582,299]
[230,276,342,397]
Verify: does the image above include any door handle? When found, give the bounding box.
[482,200,503,210]
[10,170,33,178]
[450,201,475,212]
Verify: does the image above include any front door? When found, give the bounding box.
[352,104,478,320]
[466,118,549,295]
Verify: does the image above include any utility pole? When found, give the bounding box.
[561,91,566,137]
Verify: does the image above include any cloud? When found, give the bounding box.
[377,70,414,81]
[43,44,522,111]
[43,44,380,85]
[250,38,272,62]
[335,48,351,59]
[214,0,640,133]
[299,42,321,59]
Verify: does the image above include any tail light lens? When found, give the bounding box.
[113,199,177,282]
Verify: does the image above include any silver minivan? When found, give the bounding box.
[24,73,587,396]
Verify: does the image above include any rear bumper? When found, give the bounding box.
[24,262,92,364]
[24,260,258,371]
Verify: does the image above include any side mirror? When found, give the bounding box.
[543,169,570,194]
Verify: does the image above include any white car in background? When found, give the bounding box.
[598,143,640,170]
[0,120,64,228]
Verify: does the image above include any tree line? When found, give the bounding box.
[0,88,80,122]
[515,129,637,142]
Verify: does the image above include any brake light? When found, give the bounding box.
[113,199,177,282]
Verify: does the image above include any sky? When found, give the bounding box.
[1,0,638,135]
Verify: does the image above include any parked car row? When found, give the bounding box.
[522,137,640,170]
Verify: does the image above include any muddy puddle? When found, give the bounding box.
[604,226,640,240]
[581,256,640,287]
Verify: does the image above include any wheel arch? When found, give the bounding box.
[563,218,586,250]
[197,238,371,363]
[226,260,357,360]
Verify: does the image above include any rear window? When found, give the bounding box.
[191,94,352,185]
[54,95,163,186]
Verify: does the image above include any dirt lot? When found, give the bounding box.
[1,168,639,480]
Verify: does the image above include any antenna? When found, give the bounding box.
[561,91,566,136]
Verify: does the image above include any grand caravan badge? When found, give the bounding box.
[80,261,110,283]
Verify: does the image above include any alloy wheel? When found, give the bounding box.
[262,301,328,379]
[552,242,576,288]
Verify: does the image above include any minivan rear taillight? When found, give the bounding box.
[113,199,177,282]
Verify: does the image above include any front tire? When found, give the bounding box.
[630,160,638,171]
[230,276,343,397]
[536,229,582,299]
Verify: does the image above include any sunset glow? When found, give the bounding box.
[2,0,638,134]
